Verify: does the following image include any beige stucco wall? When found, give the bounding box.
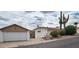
[35,28,48,39]
[77,29,79,33]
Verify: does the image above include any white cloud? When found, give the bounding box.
[0,11,79,29]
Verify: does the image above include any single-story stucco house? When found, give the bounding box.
[0,24,30,42]
[77,27,79,33]
[34,27,59,39]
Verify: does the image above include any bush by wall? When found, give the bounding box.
[65,25,76,35]
[59,29,65,36]
[50,30,59,37]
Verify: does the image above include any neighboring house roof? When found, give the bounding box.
[34,27,59,30]
[0,24,30,31]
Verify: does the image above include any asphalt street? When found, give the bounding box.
[16,37,79,48]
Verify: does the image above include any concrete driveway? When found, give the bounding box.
[0,38,57,48]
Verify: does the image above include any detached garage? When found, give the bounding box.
[0,24,30,42]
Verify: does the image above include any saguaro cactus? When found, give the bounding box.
[59,11,69,29]
[59,11,63,30]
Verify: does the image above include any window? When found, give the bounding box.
[38,31,41,32]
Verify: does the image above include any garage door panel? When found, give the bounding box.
[3,32,27,41]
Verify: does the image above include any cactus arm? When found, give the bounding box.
[63,14,69,29]
[63,14,69,22]
[66,14,69,22]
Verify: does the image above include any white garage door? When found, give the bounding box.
[3,32,27,41]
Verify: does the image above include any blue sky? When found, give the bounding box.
[0,11,79,29]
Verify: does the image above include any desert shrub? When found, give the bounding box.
[65,25,76,35]
[42,35,53,40]
[50,30,59,37]
[59,29,65,36]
